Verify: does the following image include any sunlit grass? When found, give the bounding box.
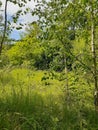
[0,68,98,129]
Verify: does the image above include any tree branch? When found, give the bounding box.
[56,34,94,74]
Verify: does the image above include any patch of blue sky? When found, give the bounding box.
[9,13,38,40]
[10,30,21,40]
[1,0,37,40]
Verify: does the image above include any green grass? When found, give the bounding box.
[0,68,98,130]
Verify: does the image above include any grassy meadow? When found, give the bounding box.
[0,67,98,130]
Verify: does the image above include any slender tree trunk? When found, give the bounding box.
[91,23,98,90]
[64,54,70,128]
[91,5,98,111]
[0,0,7,55]
[64,55,70,108]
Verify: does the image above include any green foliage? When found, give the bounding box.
[0,68,97,130]
[7,24,43,68]
[0,0,98,129]
[7,40,43,67]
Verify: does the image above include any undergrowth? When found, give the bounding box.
[0,68,98,130]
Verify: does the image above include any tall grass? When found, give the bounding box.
[0,68,98,130]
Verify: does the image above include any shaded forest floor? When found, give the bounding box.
[0,67,98,130]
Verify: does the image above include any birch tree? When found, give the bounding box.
[33,0,98,109]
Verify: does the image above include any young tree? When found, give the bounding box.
[89,0,98,110]
[0,0,7,54]
[33,0,98,110]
